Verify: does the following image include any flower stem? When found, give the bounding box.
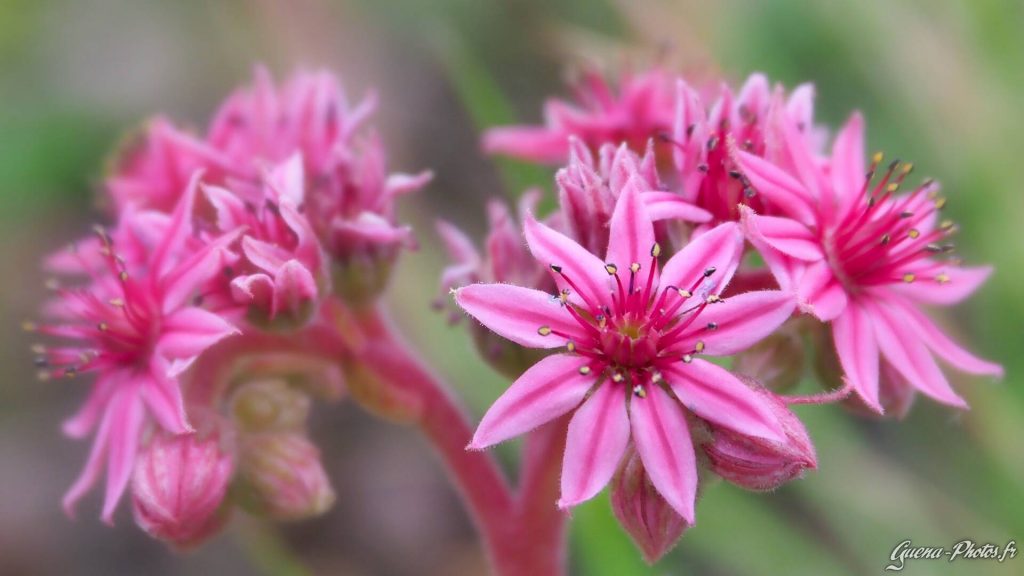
[351,305,567,575]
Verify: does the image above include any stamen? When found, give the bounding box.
[578,366,592,375]
[611,372,625,383]
[694,340,705,353]
[706,322,718,330]
[681,354,693,363]
[936,273,950,284]
[632,385,647,398]
[537,326,552,336]
[605,264,618,275]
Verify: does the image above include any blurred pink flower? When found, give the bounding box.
[483,67,675,163]
[202,154,327,327]
[35,176,240,522]
[735,111,1003,412]
[131,428,234,549]
[669,73,824,224]
[237,432,336,521]
[558,138,710,255]
[456,181,797,522]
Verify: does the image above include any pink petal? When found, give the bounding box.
[436,220,481,269]
[203,184,247,232]
[660,223,744,296]
[385,170,433,197]
[151,172,201,279]
[158,307,239,365]
[160,228,244,313]
[242,236,291,273]
[731,147,817,225]
[62,373,119,439]
[482,127,569,163]
[664,359,785,443]
[901,305,1003,377]
[869,300,968,409]
[272,259,319,316]
[830,113,865,211]
[456,283,586,348]
[741,212,823,261]
[140,371,193,435]
[332,212,412,246]
[671,290,795,355]
[892,265,992,306]
[798,260,848,321]
[559,382,630,509]
[470,354,593,449]
[524,217,611,308]
[629,385,698,523]
[606,175,657,273]
[101,389,145,523]
[63,396,116,517]
[832,301,881,412]
[641,192,712,223]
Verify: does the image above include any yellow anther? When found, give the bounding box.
[537,326,552,336]
[872,151,884,164]
[578,366,592,375]
[682,354,693,364]
[678,289,692,298]
[611,372,625,383]
[936,273,950,284]
[632,385,647,398]
[651,243,662,258]
[902,273,916,283]
[630,262,641,274]
[605,264,618,275]
[908,229,920,239]
[695,341,705,353]
[567,341,576,352]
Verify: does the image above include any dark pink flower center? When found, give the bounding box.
[824,156,956,292]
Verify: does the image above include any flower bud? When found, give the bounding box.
[131,431,234,549]
[236,432,335,521]
[732,321,805,393]
[813,326,914,417]
[610,446,690,564]
[702,380,816,491]
[229,379,311,433]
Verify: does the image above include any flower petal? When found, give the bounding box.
[901,305,1003,377]
[731,146,817,225]
[664,359,785,443]
[833,301,881,412]
[470,354,593,449]
[455,283,586,348]
[670,290,796,356]
[641,191,712,223]
[741,212,822,261]
[158,307,239,364]
[660,222,744,297]
[798,260,848,321]
[482,126,569,163]
[869,300,968,409]
[606,175,657,273]
[630,385,698,523]
[101,389,145,523]
[559,382,630,509]
[892,265,992,306]
[830,112,865,212]
[524,217,611,308]
[140,371,193,435]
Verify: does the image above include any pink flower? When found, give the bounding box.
[558,138,710,255]
[669,74,823,224]
[236,432,336,521]
[131,427,234,549]
[455,182,797,521]
[483,67,675,163]
[735,111,1003,412]
[35,176,240,522]
[208,68,432,271]
[202,154,327,327]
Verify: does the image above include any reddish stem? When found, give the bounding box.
[353,305,568,576]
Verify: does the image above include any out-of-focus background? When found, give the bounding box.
[0,0,1020,574]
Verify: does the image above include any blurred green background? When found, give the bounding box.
[0,1,1020,574]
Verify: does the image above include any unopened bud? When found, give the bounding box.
[230,379,311,433]
[236,432,335,521]
[610,446,690,564]
[131,431,233,549]
[702,380,817,491]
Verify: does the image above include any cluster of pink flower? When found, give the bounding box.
[28,63,1000,567]
[31,67,429,547]
[441,67,1002,561]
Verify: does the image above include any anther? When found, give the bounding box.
[605,263,618,275]
[880,234,891,245]
[744,187,756,198]
[567,341,576,352]
[550,264,563,274]
[650,371,663,383]
[632,385,647,398]
[97,322,108,331]
[939,220,955,230]
[682,354,693,364]
[695,341,705,353]
[559,289,570,304]
[872,151,884,164]
[728,170,742,180]
[902,273,916,283]
[703,266,717,277]
[537,326,552,336]
[578,366,592,375]
[630,262,641,274]
[678,289,692,298]
[697,163,709,173]
[935,273,950,284]
[119,271,129,281]
[908,229,920,239]
[886,183,899,193]
[651,243,661,258]
[934,197,947,210]
[611,372,625,383]
[707,136,719,151]
[109,298,125,307]
[706,322,718,330]
[706,294,723,304]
